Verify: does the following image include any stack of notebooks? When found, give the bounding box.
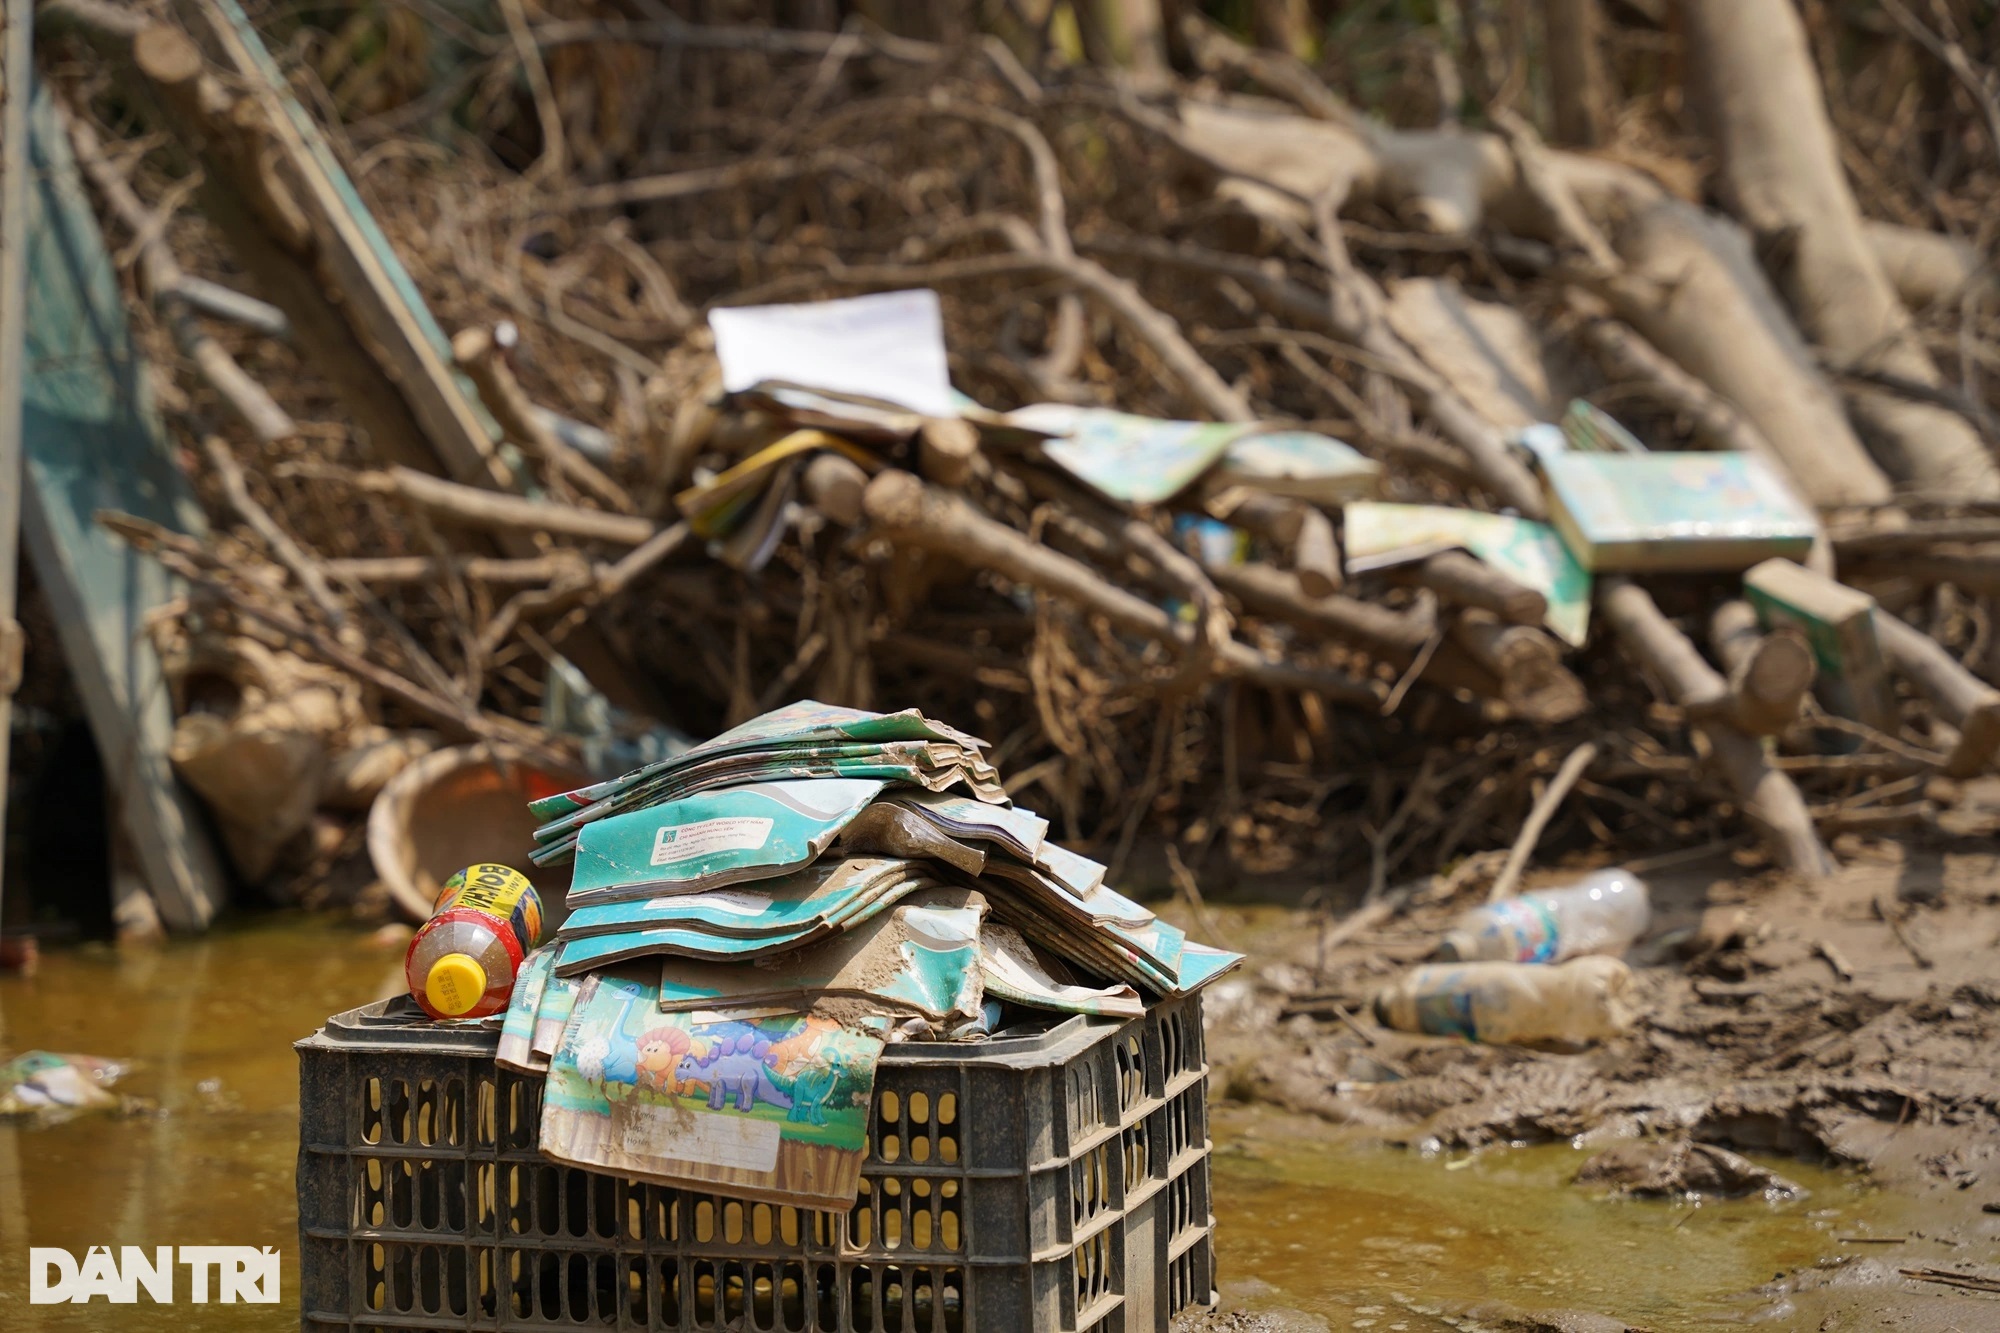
[497,700,1241,1210]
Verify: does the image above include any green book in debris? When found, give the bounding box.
[1541,452,1818,573]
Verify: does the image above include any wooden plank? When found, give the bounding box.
[16,79,224,929]
[0,0,31,925]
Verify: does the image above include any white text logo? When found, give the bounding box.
[29,1246,280,1303]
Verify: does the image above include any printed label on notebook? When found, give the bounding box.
[650,817,775,866]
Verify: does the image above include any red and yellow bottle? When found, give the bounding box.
[404,863,544,1019]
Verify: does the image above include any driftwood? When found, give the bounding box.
[1487,740,1601,903]
[862,469,1378,703]
[1599,579,1833,877]
[917,416,982,488]
[451,326,635,513]
[802,452,869,526]
[97,512,567,763]
[59,98,295,445]
[1449,612,1589,725]
[320,554,591,586]
[46,0,2000,925]
[1385,551,1546,627]
[1201,488,1339,595]
[1707,600,1816,738]
[1684,0,1997,496]
[1200,557,1431,660]
[1291,507,1341,598]
[369,466,656,546]
[1873,609,2000,779]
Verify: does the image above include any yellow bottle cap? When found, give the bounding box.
[426,953,488,1016]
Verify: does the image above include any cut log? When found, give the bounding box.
[1449,611,1589,724]
[1707,599,1815,737]
[1202,488,1339,593]
[1154,95,1891,507]
[1683,0,1999,496]
[1597,578,1833,876]
[1742,558,1898,734]
[1873,609,2000,779]
[1292,507,1342,597]
[917,416,981,488]
[1591,199,1892,506]
[1204,487,1304,546]
[1384,550,1546,626]
[802,452,869,526]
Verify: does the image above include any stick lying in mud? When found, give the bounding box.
[1487,740,1600,902]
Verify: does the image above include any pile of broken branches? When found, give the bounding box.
[32,0,2000,919]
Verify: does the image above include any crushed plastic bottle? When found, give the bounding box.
[1437,869,1651,964]
[1373,955,1637,1046]
[405,863,544,1019]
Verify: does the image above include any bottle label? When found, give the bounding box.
[1471,898,1562,964]
[437,863,544,952]
[1414,983,1480,1040]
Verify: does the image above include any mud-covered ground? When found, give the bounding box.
[1186,785,2000,1331]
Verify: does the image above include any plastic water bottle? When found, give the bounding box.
[405,863,545,1020]
[1373,956,1637,1046]
[1437,869,1650,964]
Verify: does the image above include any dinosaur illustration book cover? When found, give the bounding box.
[540,969,884,1210]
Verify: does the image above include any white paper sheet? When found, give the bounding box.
[709,290,955,418]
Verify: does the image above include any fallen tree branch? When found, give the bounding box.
[1873,608,2000,779]
[200,436,347,632]
[1598,578,1834,876]
[1487,739,1601,902]
[451,326,636,512]
[58,96,295,444]
[862,469,1379,704]
[97,511,568,764]
[1707,600,1815,737]
[369,465,656,545]
[1384,550,1546,626]
[1449,612,1589,725]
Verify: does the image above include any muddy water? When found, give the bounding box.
[1207,1103,1903,1329]
[0,918,401,1332]
[0,917,1899,1331]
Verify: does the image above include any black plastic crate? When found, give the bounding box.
[296,992,1216,1332]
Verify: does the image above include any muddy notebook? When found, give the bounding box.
[530,742,1004,865]
[558,857,936,943]
[530,700,987,823]
[652,890,988,1023]
[541,969,885,1210]
[565,779,887,903]
[1541,452,1818,573]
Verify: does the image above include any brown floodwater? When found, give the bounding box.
[0,915,1898,1331]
